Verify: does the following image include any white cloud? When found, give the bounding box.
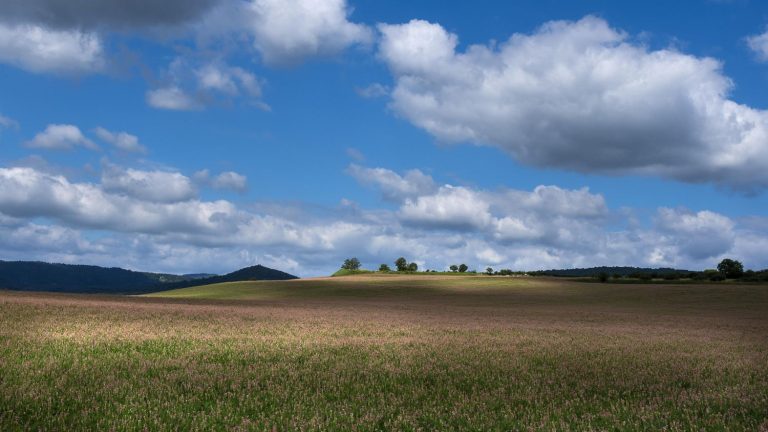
[101,164,197,203]
[399,185,493,231]
[355,83,389,98]
[25,124,98,150]
[212,171,248,192]
[193,169,248,192]
[146,86,201,111]
[347,164,436,202]
[0,114,19,130]
[0,163,765,276]
[0,23,103,74]
[378,16,768,191]
[245,0,372,65]
[196,63,262,97]
[655,207,735,260]
[94,127,147,154]
[147,59,266,111]
[747,29,768,62]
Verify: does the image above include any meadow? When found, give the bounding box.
[1,275,767,430]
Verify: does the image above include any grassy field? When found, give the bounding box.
[1,275,767,430]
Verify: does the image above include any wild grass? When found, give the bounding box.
[1,275,767,430]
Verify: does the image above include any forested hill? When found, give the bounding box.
[0,261,296,294]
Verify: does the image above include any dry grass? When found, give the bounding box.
[1,276,767,430]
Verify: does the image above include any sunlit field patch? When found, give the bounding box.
[1,276,767,430]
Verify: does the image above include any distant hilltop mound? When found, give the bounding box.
[161,265,298,291]
[0,260,297,294]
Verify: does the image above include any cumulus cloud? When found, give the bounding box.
[195,169,248,192]
[0,114,19,130]
[101,164,197,203]
[25,124,98,150]
[0,23,103,74]
[94,127,147,154]
[212,171,248,191]
[146,86,201,111]
[355,83,389,98]
[655,207,735,260]
[347,164,436,202]
[378,16,768,191]
[747,29,768,62]
[0,163,764,276]
[245,0,372,65]
[399,186,493,231]
[147,59,266,111]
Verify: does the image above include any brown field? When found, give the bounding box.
[1,275,767,430]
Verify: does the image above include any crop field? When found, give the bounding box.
[1,275,767,430]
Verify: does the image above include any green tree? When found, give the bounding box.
[379,264,391,272]
[485,267,493,275]
[341,257,361,271]
[458,264,468,273]
[407,262,418,272]
[717,258,744,279]
[449,265,458,272]
[395,257,408,272]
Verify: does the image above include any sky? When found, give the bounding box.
[1,0,767,276]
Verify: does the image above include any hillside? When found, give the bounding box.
[0,261,296,294]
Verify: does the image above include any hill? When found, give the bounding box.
[148,265,298,291]
[0,260,296,294]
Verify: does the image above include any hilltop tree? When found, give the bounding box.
[341,258,361,271]
[450,265,458,272]
[395,257,408,272]
[717,258,744,279]
[379,264,391,272]
[458,264,468,273]
[407,262,418,272]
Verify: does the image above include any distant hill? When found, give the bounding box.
[0,261,297,294]
[158,265,298,291]
[528,266,692,277]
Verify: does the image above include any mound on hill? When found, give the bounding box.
[156,265,298,291]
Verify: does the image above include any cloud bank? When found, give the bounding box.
[0,161,764,276]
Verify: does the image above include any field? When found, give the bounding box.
[1,275,767,430]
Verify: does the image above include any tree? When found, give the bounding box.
[407,262,418,272]
[485,267,493,275]
[379,264,391,272]
[458,264,468,273]
[395,257,408,272]
[717,258,744,279]
[597,272,609,283]
[341,257,361,271]
[449,265,458,272]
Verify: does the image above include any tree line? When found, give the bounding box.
[340,257,767,282]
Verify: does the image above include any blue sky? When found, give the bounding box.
[0,0,767,276]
